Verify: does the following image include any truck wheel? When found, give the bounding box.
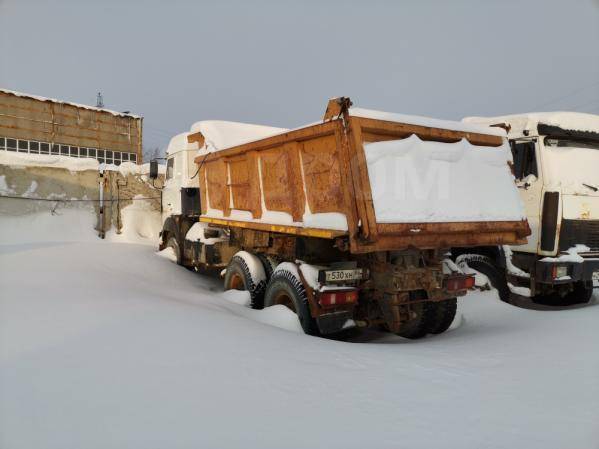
[458,254,510,302]
[224,254,267,309]
[166,236,182,265]
[396,291,433,340]
[427,298,457,334]
[564,282,594,305]
[257,254,279,281]
[263,269,320,336]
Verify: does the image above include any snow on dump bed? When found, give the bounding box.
[464,111,599,136]
[190,120,288,153]
[349,107,506,137]
[365,135,525,223]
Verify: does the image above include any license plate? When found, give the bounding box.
[323,268,364,283]
[593,271,599,281]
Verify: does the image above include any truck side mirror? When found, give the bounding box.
[149,160,158,179]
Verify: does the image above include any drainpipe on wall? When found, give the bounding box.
[98,167,105,239]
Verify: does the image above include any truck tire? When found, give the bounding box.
[458,254,510,302]
[426,298,457,334]
[396,291,433,340]
[564,282,594,305]
[263,269,320,336]
[224,255,267,309]
[166,236,182,265]
[257,254,279,281]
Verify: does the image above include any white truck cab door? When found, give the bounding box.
[510,139,543,254]
[162,153,183,220]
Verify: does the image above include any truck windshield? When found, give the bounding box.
[543,137,599,193]
[545,138,599,151]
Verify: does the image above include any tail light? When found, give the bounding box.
[551,265,568,279]
[444,275,475,292]
[318,289,358,308]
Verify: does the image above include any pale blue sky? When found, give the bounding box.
[1,0,598,153]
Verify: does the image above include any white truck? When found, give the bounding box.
[149,98,529,338]
[457,112,599,304]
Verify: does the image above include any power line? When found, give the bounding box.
[570,98,599,111]
[0,194,160,202]
[534,79,599,110]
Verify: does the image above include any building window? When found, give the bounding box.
[0,136,138,165]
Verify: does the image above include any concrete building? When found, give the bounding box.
[0,88,142,165]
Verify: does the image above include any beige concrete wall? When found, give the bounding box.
[0,164,163,238]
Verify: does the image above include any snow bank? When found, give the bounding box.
[1,237,597,449]
[350,107,506,137]
[0,201,160,246]
[0,208,98,245]
[222,290,303,333]
[0,151,99,171]
[365,135,525,223]
[0,151,161,175]
[464,111,599,136]
[105,196,162,245]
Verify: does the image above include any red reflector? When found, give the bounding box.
[463,275,475,289]
[445,275,475,292]
[318,289,358,307]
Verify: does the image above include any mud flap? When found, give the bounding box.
[315,311,354,335]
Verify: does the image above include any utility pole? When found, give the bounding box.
[96,92,104,108]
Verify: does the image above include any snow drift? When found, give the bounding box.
[365,135,525,223]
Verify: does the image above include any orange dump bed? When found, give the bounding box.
[193,98,530,254]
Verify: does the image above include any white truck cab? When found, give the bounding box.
[462,112,599,304]
[162,132,201,220]
[155,121,287,262]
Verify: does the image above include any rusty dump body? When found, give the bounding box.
[182,97,530,337]
[193,97,529,253]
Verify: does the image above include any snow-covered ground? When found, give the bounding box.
[1,211,598,449]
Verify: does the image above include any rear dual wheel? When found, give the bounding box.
[427,298,457,334]
[395,291,457,339]
[263,268,320,336]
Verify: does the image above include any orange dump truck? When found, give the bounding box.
[153,97,529,338]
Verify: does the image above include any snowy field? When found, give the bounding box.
[1,212,598,449]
